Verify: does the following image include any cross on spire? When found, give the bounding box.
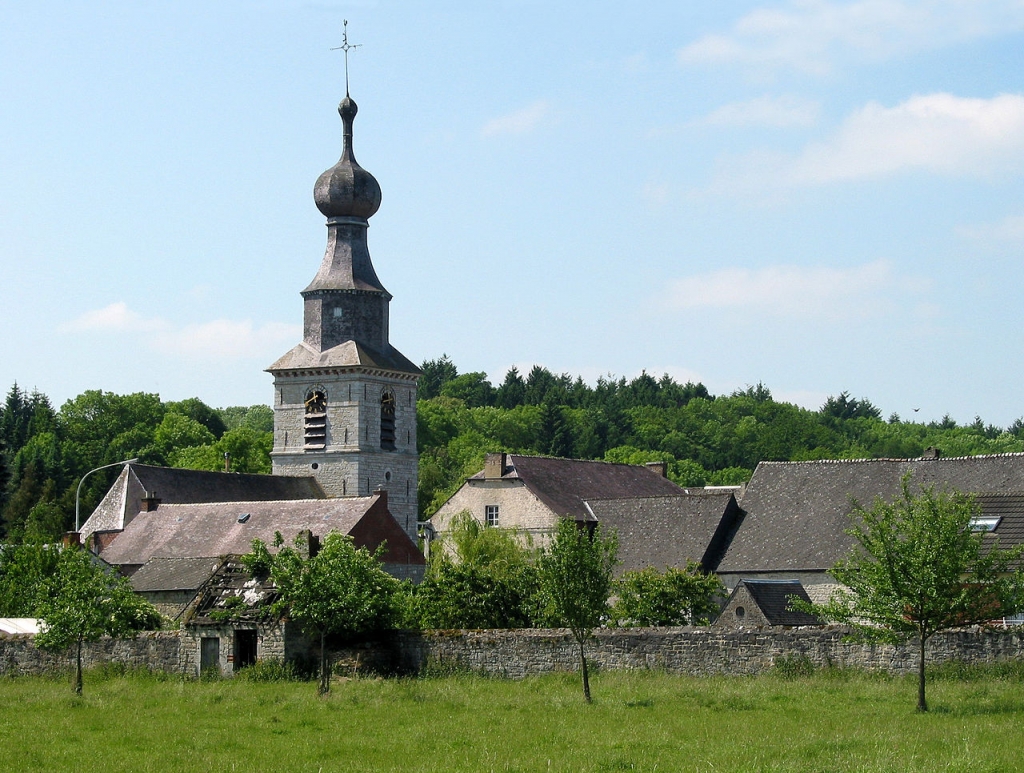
[330,19,361,96]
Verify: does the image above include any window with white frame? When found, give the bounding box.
[485,505,499,528]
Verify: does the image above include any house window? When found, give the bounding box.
[380,388,396,450]
[485,505,499,528]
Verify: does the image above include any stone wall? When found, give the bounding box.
[3,626,1023,679]
[395,626,1024,678]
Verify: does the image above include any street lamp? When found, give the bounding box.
[75,457,139,532]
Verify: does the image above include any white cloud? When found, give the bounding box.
[481,100,550,138]
[59,302,166,333]
[662,259,913,319]
[709,93,1024,193]
[956,212,1024,242]
[697,95,821,128]
[678,1,1024,76]
[792,93,1024,182]
[61,303,300,361]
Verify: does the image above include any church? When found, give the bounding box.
[77,83,426,640]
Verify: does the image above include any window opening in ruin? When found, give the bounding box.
[380,388,396,450]
[233,629,257,671]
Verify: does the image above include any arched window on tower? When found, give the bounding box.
[380,388,396,450]
[304,387,327,450]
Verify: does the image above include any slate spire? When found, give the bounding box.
[305,94,386,295]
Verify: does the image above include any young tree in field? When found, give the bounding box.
[611,563,724,627]
[801,476,1024,712]
[34,547,161,695]
[246,532,402,696]
[538,519,617,703]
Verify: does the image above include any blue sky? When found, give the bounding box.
[3,1,1024,427]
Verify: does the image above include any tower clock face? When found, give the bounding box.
[304,387,328,413]
[381,389,396,416]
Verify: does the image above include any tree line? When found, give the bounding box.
[0,384,273,542]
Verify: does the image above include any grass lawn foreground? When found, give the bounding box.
[1,665,1023,772]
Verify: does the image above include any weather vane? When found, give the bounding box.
[331,20,361,96]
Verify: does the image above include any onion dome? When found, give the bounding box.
[313,96,382,220]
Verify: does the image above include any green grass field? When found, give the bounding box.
[2,664,1023,772]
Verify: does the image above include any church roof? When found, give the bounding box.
[719,453,1024,574]
[98,492,424,568]
[266,339,420,376]
[81,464,325,540]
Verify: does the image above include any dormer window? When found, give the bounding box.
[380,388,396,450]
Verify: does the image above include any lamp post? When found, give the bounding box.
[75,457,139,532]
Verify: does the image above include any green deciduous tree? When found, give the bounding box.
[246,532,402,696]
[611,564,724,627]
[800,476,1024,712]
[416,511,541,629]
[34,548,161,694]
[0,540,61,616]
[538,519,617,703]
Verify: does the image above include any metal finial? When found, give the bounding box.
[330,19,361,96]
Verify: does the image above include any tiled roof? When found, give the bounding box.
[481,455,689,522]
[586,492,738,574]
[99,495,423,567]
[267,339,420,375]
[130,556,222,592]
[719,454,1024,573]
[81,464,325,539]
[740,580,821,626]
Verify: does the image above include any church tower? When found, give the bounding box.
[268,89,421,540]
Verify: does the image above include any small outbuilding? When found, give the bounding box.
[715,579,822,629]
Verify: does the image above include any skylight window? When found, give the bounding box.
[969,516,1000,532]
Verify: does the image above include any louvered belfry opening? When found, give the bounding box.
[304,388,327,450]
[380,388,396,450]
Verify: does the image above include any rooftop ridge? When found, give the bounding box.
[757,452,1024,467]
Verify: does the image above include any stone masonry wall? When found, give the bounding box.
[3,627,1023,679]
[395,626,1024,678]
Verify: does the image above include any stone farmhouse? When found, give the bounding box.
[428,452,740,574]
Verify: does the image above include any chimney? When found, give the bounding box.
[373,485,388,509]
[645,461,668,478]
[485,452,507,479]
[224,452,231,473]
[296,529,320,559]
[140,491,161,512]
[62,531,81,549]
[921,447,942,460]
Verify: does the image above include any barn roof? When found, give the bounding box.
[719,453,1024,574]
[586,491,739,574]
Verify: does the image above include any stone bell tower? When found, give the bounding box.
[267,88,421,540]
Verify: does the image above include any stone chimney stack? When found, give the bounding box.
[921,447,942,460]
[140,491,161,512]
[645,461,668,478]
[485,452,507,479]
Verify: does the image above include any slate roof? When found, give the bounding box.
[99,495,423,568]
[586,492,738,574]
[476,455,689,522]
[129,556,223,592]
[267,339,420,375]
[718,454,1024,574]
[739,580,821,626]
[81,464,325,539]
